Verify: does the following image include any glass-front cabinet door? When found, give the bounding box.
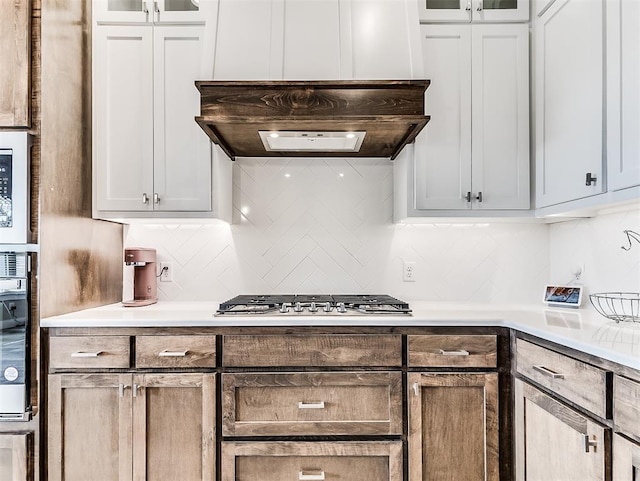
[418,0,529,22]
[93,0,205,24]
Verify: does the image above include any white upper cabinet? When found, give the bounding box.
[413,23,529,211]
[607,0,640,192]
[94,0,206,24]
[534,0,605,208]
[418,0,530,23]
[211,0,424,81]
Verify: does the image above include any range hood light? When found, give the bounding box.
[258,131,366,153]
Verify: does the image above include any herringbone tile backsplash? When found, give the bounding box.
[125,158,558,303]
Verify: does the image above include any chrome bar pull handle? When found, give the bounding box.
[583,434,598,453]
[142,193,149,204]
[465,1,472,11]
[475,191,483,202]
[132,383,140,398]
[533,365,565,379]
[118,383,125,397]
[159,350,188,357]
[439,349,470,356]
[299,471,325,481]
[413,382,419,396]
[153,193,160,204]
[298,401,325,409]
[465,191,472,203]
[71,351,103,358]
[154,1,160,21]
[585,172,598,186]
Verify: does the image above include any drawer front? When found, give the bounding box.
[614,375,640,442]
[135,335,217,368]
[221,441,402,481]
[222,372,402,436]
[49,336,130,369]
[222,335,402,367]
[516,339,608,418]
[408,335,497,367]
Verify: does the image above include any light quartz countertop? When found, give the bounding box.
[41,301,640,371]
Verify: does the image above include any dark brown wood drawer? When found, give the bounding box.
[614,375,640,442]
[516,339,609,418]
[135,335,217,368]
[222,372,402,436]
[222,334,402,367]
[221,441,402,481]
[49,336,130,370]
[408,335,497,367]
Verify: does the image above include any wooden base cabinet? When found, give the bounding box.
[0,433,31,481]
[408,372,499,481]
[48,373,215,481]
[221,441,403,481]
[514,379,610,481]
[613,434,640,481]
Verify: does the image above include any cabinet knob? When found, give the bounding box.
[585,172,597,186]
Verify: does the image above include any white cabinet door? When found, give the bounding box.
[418,0,529,23]
[607,0,640,192]
[153,26,211,211]
[212,0,282,80]
[94,25,155,212]
[414,25,472,210]
[94,0,152,23]
[535,0,605,208]
[156,0,207,23]
[471,24,529,210]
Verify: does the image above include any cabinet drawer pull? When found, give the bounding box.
[583,434,598,453]
[118,383,129,397]
[438,349,470,356]
[298,401,325,409]
[70,351,103,358]
[158,350,188,357]
[533,365,564,379]
[299,471,325,481]
[413,382,419,396]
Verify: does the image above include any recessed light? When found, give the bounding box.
[345,133,355,139]
[269,133,279,138]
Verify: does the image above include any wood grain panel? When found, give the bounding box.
[135,335,216,368]
[133,374,215,481]
[408,372,499,481]
[49,336,130,369]
[517,380,609,481]
[222,372,402,436]
[0,0,31,126]
[408,334,497,367]
[614,375,640,442]
[221,441,402,481]
[0,432,31,481]
[516,339,609,418]
[222,334,401,367]
[613,434,640,481]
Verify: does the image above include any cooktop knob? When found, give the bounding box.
[279,302,290,313]
[293,302,304,313]
[336,302,347,313]
[323,302,332,312]
[308,302,318,313]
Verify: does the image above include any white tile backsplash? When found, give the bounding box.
[125,158,552,303]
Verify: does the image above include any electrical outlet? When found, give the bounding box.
[403,261,416,282]
[159,262,173,282]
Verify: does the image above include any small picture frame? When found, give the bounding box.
[543,285,583,308]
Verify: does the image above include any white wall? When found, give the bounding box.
[124,158,550,303]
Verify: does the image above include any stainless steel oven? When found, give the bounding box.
[0,252,30,421]
[0,132,31,244]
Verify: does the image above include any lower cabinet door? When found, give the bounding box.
[132,373,216,481]
[0,433,31,481]
[221,441,402,481]
[515,379,610,481]
[613,434,640,481]
[408,372,499,481]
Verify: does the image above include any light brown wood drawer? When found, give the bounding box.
[49,336,130,369]
[408,334,497,367]
[222,334,402,367]
[516,339,609,418]
[135,335,217,368]
[614,375,640,441]
[222,372,402,436]
[221,441,402,481]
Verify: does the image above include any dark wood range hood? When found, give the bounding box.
[195,80,430,161]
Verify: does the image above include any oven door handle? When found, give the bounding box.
[70,351,104,358]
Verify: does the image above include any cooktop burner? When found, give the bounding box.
[216,294,411,316]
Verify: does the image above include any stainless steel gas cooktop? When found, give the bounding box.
[215,294,412,316]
